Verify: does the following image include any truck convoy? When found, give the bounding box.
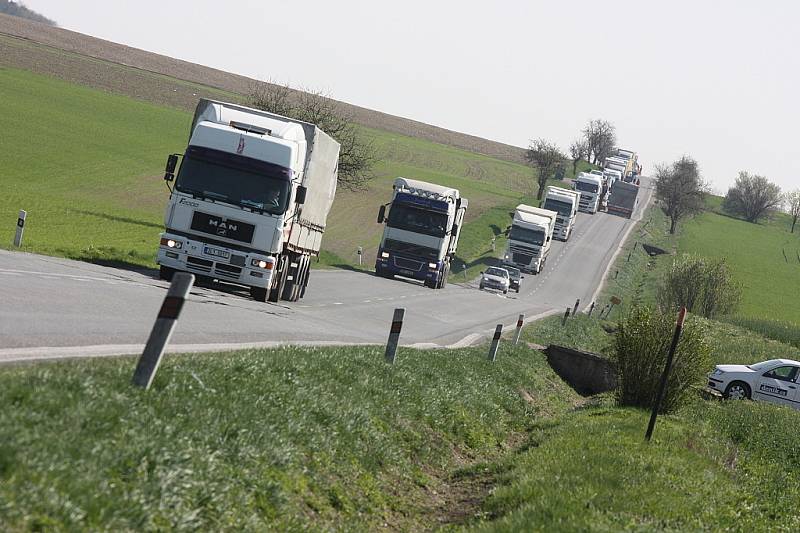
[573,172,605,214]
[375,178,468,289]
[542,186,579,241]
[502,204,556,274]
[156,99,340,303]
[606,180,639,219]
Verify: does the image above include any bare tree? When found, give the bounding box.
[582,119,616,165]
[525,139,566,200]
[722,171,783,223]
[248,81,377,191]
[569,138,588,175]
[655,156,707,234]
[786,189,800,233]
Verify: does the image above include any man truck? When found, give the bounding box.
[503,204,556,274]
[156,99,340,303]
[606,180,639,219]
[573,172,604,214]
[542,186,579,241]
[375,178,468,289]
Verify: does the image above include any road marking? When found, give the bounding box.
[333,302,343,305]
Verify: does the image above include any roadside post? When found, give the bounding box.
[132,273,194,389]
[385,308,405,364]
[606,296,621,319]
[357,246,363,266]
[588,302,596,317]
[513,314,524,345]
[488,324,502,361]
[561,307,571,326]
[463,264,467,281]
[13,210,26,247]
[645,306,688,442]
[573,299,580,316]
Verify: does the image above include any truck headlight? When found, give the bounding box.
[160,237,182,249]
[428,262,437,269]
[381,251,390,259]
[251,259,275,270]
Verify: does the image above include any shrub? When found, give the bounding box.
[614,306,711,413]
[657,255,741,319]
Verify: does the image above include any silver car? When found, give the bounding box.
[479,267,510,294]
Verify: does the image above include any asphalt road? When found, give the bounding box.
[0,181,652,362]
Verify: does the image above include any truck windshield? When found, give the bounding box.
[509,225,545,245]
[575,181,599,193]
[175,146,292,215]
[543,198,573,217]
[386,204,448,238]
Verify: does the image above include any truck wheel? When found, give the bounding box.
[282,253,302,302]
[298,256,310,299]
[250,286,269,302]
[268,255,288,303]
[438,264,449,289]
[159,265,175,281]
[424,279,435,289]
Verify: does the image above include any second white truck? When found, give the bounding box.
[503,204,556,274]
[573,172,605,214]
[542,186,579,241]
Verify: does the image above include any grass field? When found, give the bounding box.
[0,67,579,276]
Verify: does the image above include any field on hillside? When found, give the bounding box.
[1,68,573,275]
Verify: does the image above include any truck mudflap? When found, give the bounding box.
[156,231,275,289]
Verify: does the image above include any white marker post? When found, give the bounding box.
[513,314,524,345]
[385,308,405,364]
[13,210,26,247]
[132,273,194,389]
[357,246,363,266]
[488,324,502,361]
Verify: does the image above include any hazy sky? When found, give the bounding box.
[22,0,800,193]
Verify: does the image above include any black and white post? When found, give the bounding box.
[13,210,26,247]
[385,308,405,364]
[645,306,688,442]
[357,246,363,266]
[132,272,194,389]
[488,324,502,361]
[561,307,571,326]
[513,314,524,345]
[573,299,580,316]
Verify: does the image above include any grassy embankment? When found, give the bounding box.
[0,67,590,278]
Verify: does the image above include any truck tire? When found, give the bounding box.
[268,255,288,303]
[298,256,311,299]
[282,252,303,302]
[250,286,269,302]
[159,265,175,281]
[437,264,449,289]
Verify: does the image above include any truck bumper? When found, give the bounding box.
[156,231,275,289]
[375,254,441,284]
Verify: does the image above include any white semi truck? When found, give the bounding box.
[375,178,468,289]
[503,204,556,274]
[156,99,340,303]
[542,186,579,241]
[573,172,604,214]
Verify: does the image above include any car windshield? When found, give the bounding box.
[748,359,784,371]
[543,198,573,217]
[386,204,448,238]
[509,225,545,245]
[175,146,292,215]
[505,268,521,280]
[486,267,508,278]
[575,181,599,193]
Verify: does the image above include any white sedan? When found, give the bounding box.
[479,267,510,294]
[707,359,800,409]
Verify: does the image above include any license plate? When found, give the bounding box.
[203,246,230,260]
[399,269,415,276]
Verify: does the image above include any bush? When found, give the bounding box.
[657,255,741,319]
[614,306,711,413]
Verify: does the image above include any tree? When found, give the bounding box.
[0,0,55,25]
[525,139,566,200]
[654,155,707,234]
[722,171,783,223]
[248,81,377,191]
[786,189,800,233]
[582,119,616,165]
[568,138,588,175]
[657,255,741,319]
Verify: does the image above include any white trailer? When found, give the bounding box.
[157,99,340,303]
[542,186,579,241]
[503,204,556,274]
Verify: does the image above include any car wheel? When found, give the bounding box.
[503,289,508,294]
[479,283,485,290]
[516,288,520,293]
[723,381,751,400]
[159,265,175,281]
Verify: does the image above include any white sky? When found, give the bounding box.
[22,0,800,193]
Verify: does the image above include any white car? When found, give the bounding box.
[479,267,510,294]
[707,359,800,409]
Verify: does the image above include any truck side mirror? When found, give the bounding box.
[377,205,386,224]
[164,154,179,182]
[295,185,307,205]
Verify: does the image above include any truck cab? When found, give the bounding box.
[503,204,556,274]
[375,178,467,289]
[543,186,579,241]
[573,172,604,214]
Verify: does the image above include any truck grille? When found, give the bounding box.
[215,263,242,279]
[187,256,213,273]
[512,252,533,264]
[394,257,423,271]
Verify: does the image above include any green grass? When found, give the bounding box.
[0,67,549,275]
[0,344,578,531]
[679,196,800,323]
